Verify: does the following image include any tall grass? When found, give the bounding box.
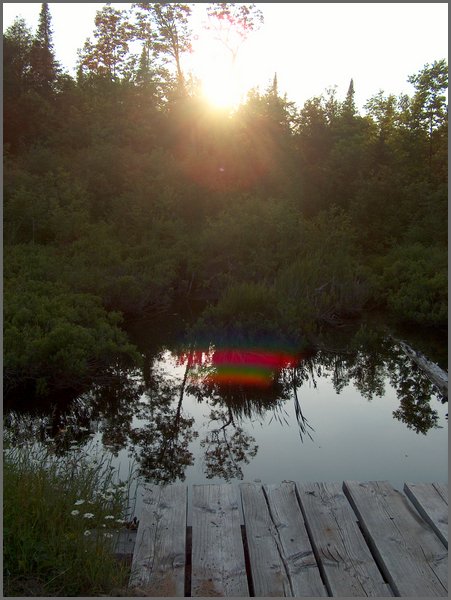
[4,437,137,596]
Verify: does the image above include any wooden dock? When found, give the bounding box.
[127,481,448,597]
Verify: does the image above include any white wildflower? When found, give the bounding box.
[74,499,85,506]
[116,519,125,524]
[83,513,95,519]
[84,530,91,537]
[104,515,115,520]
[71,510,80,516]
[103,533,113,539]
[101,524,106,528]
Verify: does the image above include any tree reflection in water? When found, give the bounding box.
[4,330,447,484]
[128,355,198,483]
[389,354,443,434]
[200,407,258,480]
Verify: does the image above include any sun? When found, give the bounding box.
[187,23,248,109]
[201,69,243,109]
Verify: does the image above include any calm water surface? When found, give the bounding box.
[5,314,448,519]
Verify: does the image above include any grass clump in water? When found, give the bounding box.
[4,439,136,596]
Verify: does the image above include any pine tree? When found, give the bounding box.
[271,72,278,97]
[29,3,59,92]
[343,78,356,117]
[136,45,151,86]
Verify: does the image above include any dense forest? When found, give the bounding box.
[4,3,448,402]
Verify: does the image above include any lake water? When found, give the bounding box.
[5,313,448,520]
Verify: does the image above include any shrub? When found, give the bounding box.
[191,281,303,347]
[4,279,140,395]
[371,243,447,326]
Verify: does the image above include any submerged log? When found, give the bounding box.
[396,339,448,399]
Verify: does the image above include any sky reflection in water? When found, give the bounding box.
[4,336,448,513]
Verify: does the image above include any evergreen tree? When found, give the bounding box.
[342,78,356,117]
[271,72,278,97]
[136,44,151,86]
[29,3,59,92]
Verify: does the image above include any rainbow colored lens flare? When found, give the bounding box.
[179,346,303,387]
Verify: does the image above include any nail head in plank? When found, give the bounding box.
[344,480,448,597]
[404,483,448,548]
[191,484,249,597]
[129,484,187,596]
[296,482,392,597]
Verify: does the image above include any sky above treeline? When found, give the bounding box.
[3,3,448,111]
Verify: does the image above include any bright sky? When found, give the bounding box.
[3,2,448,111]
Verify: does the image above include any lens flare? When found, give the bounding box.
[178,346,304,387]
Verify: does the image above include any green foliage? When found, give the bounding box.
[276,209,370,330]
[197,194,299,293]
[77,5,135,81]
[371,243,447,326]
[191,281,299,346]
[407,59,448,134]
[4,442,133,596]
[4,165,90,244]
[3,17,33,98]
[29,3,60,93]
[4,271,140,394]
[3,5,447,400]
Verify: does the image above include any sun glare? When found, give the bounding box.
[201,70,243,109]
[187,14,251,110]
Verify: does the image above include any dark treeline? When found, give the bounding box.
[4,3,448,399]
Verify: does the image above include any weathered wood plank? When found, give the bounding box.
[404,483,448,548]
[433,483,449,504]
[129,484,187,596]
[344,480,448,597]
[241,482,322,597]
[296,482,393,597]
[191,484,248,597]
[240,482,292,596]
[263,482,328,597]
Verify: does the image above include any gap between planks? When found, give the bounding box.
[128,481,448,597]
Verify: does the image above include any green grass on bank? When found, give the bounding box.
[4,440,136,596]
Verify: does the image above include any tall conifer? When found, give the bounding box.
[29,3,59,92]
[343,78,356,117]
